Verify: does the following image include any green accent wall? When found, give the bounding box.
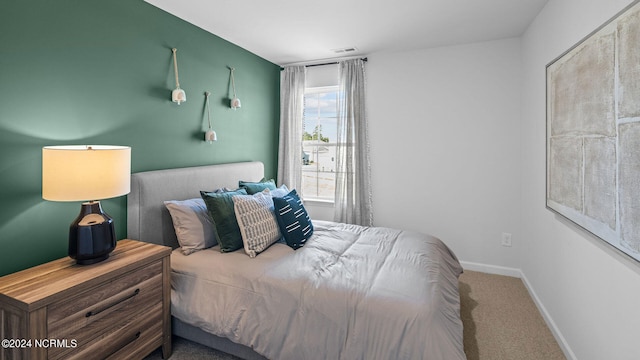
[0,0,281,276]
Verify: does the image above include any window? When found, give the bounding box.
[302,86,339,201]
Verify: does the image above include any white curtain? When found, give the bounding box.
[278,66,306,190]
[334,59,373,226]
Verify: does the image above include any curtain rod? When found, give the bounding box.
[280,57,367,70]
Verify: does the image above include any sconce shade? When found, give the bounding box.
[42,145,131,201]
[42,145,131,265]
[172,88,186,105]
[231,97,241,109]
[205,129,217,143]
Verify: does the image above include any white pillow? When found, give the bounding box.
[164,198,217,255]
[267,184,289,198]
[233,192,281,258]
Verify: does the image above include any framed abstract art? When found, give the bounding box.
[546,0,640,262]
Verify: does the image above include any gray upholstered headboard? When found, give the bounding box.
[127,161,264,248]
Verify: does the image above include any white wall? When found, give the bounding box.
[308,5,640,357]
[367,38,522,269]
[521,0,640,359]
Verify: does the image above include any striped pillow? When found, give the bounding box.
[273,189,313,250]
[233,192,281,257]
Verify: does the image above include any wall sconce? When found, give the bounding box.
[204,92,217,143]
[229,67,241,109]
[172,48,186,105]
[42,145,131,265]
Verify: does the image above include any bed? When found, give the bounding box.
[127,161,466,360]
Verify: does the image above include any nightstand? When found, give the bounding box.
[0,239,171,360]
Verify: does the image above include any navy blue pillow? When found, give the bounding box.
[273,189,313,250]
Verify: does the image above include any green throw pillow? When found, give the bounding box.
[239,178,277,194]
[200,188,247,252]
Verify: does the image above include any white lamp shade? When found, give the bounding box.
[42,145,131,201]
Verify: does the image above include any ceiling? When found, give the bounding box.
[145,0,549,66]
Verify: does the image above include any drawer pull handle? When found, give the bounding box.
[85,288,140,318]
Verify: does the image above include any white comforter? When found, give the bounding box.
[170,220,465,360]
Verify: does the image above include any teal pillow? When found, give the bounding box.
[200,188,247,252]
[239,178,277,194]
[273,189,313,250]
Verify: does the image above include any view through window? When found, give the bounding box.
[302,87,340,200]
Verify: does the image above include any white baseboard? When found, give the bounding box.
[459,260,576,360]
[459,260,522,278]
[519,272,577,360]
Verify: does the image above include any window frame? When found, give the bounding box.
[302,85,340,202]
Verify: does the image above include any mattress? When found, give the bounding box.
[170,220,465,360]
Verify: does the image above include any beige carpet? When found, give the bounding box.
[460,270,566,360]
[146,270,566,359]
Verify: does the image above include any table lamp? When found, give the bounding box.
[42,145,131,265]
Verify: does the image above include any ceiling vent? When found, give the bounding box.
[332,47,358,54]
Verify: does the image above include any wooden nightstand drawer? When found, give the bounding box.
[53,302,163,360]
[0,240,172,360]
[47,260,163,359]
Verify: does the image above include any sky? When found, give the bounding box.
[303,90,339,142]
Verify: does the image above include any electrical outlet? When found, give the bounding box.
[501,232,512,247]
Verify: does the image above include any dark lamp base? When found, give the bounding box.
[69,201,117,265]
[76,254,109,265]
